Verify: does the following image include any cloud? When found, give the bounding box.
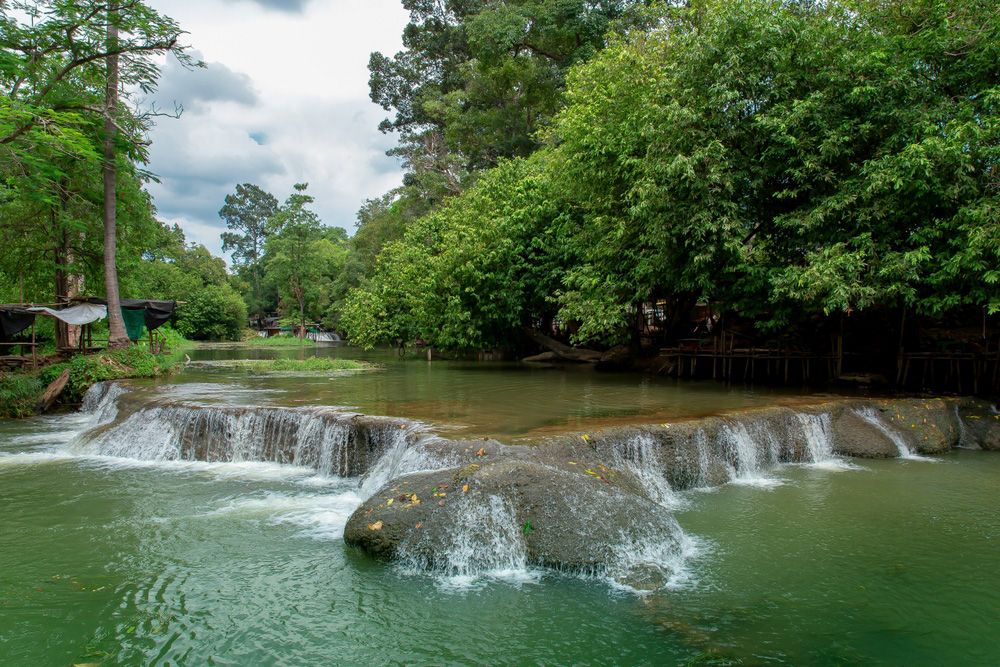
[153,53,258,114]
[224,0,310,12]
[142,0,410,262]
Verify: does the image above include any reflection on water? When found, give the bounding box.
[149,343,848,439]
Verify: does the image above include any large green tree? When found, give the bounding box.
[1,0,195,348]
[219,182,279,323]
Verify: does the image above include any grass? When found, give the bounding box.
[196,357,372,375]
[36,346,176,405]
[0,373,44,418]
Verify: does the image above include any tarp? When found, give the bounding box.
[86,298,176,332]
[122,308,146,341]
[27,303,107,326]
[0,309,35,341]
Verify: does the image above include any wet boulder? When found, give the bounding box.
[957,399,1000,450]
[344,459,684,576]
[831,406,901,458]
[878,399,960,454]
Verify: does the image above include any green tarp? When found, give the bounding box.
[122,308,145,340]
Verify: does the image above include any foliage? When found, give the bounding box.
[263,184,350,331]
[368,0,649,217]
[206,357,371,374]
[0,372,43,418]
[172,283,247,341]
[342,156,574,349]
[25,345,175,407]
[220,183,279,319]
[346,0,1000,350]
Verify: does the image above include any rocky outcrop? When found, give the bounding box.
[345,459,681,574]
[344,397,1000,574]
[832,406,901,458]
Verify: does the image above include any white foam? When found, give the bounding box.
[206,490,363,540]
[0,451,73,466]
[76,455,328,481]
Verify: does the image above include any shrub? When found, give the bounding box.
[0,372,43,418]
[173,283,248,341]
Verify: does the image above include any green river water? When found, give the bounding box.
[1,345,998,666]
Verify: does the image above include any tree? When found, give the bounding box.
[219,183,279,324]
[369,1,650,205]
[264,184,324,335]
[1,0,196,348]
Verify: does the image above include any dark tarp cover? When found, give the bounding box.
[86,298,176,332]
[0,309,35,341]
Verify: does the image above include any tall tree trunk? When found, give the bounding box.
[104,2,128,350]
[53,205,69,349]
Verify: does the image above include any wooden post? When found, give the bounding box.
[31,320,37,369]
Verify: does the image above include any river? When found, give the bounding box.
[1,345,997,666]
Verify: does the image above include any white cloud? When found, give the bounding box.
[143,0,410,260]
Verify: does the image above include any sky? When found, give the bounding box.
[144,0,411,263]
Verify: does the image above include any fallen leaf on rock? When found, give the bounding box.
[477,447,486,456]
[438,500,445,506]
[523,520,532,535]
[416,523,422,528]
[387,499,394,505]
[585,470,597,475]
[462,485,469,493]
[369,522,383,531]
[568,461,577,465]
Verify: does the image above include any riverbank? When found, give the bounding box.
[0,347,176,418]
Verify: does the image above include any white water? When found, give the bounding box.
[397,493,534,586]
[717,422,782,487]
[305,331,340,342]
[953,404,975,449]
[606,434,682,509]
[855,407,935,460]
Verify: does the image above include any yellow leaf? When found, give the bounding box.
[585,470,597,475]
[387,498,394,505]
[462,484,469,492]
[568,461,577,465]
[369,521,383,531]
[411,494,418,502]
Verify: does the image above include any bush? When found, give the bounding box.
[0,372,43,418]
[39,346,175,403]
[173,283,248,341]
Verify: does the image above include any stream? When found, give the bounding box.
[1,345,998,666]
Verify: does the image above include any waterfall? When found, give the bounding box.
[604,434,679,508]
[397,494,529,581]
[693,429,711,488]
[953,404,974,448]
[855,407,918,458]
[72,398,416,478]
[80,381,130,425]
[796,413,836,464]
[716,421,781,485]
[305,331,340,342]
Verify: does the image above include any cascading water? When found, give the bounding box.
[716,421,782,485]
[80,381,131,426]
[397,493,530,581]
[855,407,920,459]
[604,433,679,508]
[796,413,836,464]
[305,331,340,342]
[953,404,974,449]
[72,389,418,479]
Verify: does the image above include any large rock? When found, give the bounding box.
[344,459,684,578]
[831,406,901,458]
[957,399,1000,450]
[879,399,960,454]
